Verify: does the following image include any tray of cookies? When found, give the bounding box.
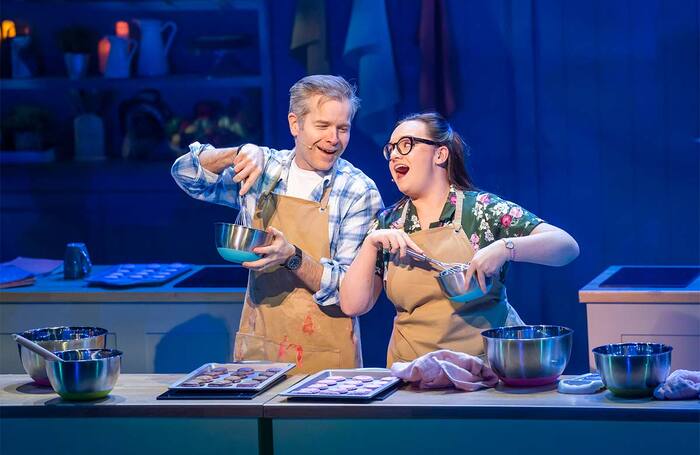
[169,362,296,392]
[279,368,400,400]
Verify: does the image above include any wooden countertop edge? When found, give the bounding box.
[578,290,700,303]
[0,404,264,418]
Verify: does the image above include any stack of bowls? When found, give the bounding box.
[593,343,672,397]
[215,222,273,263]
[17,326,107,386]
[482,325,573,386]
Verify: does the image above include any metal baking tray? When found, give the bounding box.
[169,361,295,392]
[279,368,400,400]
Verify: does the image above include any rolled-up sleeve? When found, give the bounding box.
[313,184,384,306]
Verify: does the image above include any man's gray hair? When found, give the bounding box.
[289,75,361,122]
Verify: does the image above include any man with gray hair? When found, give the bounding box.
[171,75,383,373]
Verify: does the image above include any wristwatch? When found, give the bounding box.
[501,238,515,261]
[283,245,303,271]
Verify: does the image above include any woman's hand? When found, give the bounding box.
[464,240,509,292]
[364,229,423,258]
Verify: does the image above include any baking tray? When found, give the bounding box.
[169,361,295,393]
[279,368,401,400]
[86,263,192,287]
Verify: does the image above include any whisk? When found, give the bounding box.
[405,248,468,274]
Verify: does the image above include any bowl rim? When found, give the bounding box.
[481,325,573,340]
[47,348,123,363]
[19,326,108,340]
[214,222,270,236]
[592,342,673,357]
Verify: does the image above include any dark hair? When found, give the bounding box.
[395,112,476,191]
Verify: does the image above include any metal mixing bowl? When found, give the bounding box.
[17,326,107,386]
[215,222,274,263]
[45,349,122,401]
[437,264,493,302]
[593,343,672,397]
[482,325,573,386]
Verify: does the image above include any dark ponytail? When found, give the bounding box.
[395,112,476,191]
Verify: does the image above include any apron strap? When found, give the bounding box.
[451,189,464,233]
[319,183,332,212]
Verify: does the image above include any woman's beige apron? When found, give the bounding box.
[385,191,518,366]
[233,178,360,374]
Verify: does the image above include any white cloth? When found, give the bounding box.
[391,349,499,392]
[653,369,700,400]
[285,158,328,201]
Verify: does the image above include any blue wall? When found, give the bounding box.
[2,0,698,371]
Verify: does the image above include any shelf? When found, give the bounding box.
[4,0,265,12]
[0,74,263,91]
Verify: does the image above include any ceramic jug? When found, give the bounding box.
[135,19,176,77]
[105,35,137,78]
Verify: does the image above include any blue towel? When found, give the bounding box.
[343,0,399,146]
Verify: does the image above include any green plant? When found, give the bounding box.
[4,104,51,133]
[57,25,96,54]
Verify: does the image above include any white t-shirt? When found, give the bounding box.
[285,157,328,200]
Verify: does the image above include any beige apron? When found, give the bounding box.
[233,176,360,374]
[385,191,513,366]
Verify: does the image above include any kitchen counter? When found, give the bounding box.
[0,374,697,455]
[0,265,247,303]
[267,382,699,455]
[0,374,304,455]
[0,265,249,374]
[579,265,700,370]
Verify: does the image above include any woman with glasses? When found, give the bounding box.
[339,112,579,365]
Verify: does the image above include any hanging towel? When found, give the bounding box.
[391,349,499,392]
[653,370,700,400]
[419,0,456,116]
[343,0,399,145]
[290,0,329,74]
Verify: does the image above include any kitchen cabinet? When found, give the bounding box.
[1,0,273,158]
[0,265,248,374]
[579,265,700,371]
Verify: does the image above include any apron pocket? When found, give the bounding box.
[234,331,342,372]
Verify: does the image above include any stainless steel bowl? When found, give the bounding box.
[215,222,274,263]
[482,325,573,386]
[17,326,107,386]
[45,349,122,401]
[436,264,493,302]
[593,343,672,397]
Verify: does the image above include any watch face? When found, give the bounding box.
[286,255,302,270]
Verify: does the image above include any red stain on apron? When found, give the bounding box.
[277,335,304,367]
[302,314,315,334]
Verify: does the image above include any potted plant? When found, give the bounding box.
[3,104,52,150]
[57,25,96,79]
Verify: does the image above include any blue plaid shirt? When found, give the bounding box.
[171,142,384,307]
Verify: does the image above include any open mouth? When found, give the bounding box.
[393,163,410,178]
[317,145,338,155]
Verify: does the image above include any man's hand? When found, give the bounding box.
[242,227,295,271]
[231,144,264,195]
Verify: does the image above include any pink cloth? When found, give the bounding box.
[653,370,700,400]
[390,349,499,392]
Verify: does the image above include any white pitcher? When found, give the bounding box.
[105,36,137,78]
[134,19,177,77]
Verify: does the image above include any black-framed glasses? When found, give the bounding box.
[382,136,443,160]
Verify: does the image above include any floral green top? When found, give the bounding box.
[369,186,544,278]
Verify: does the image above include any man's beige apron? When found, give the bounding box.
[385,191,515,366]
[233,179,360,374]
